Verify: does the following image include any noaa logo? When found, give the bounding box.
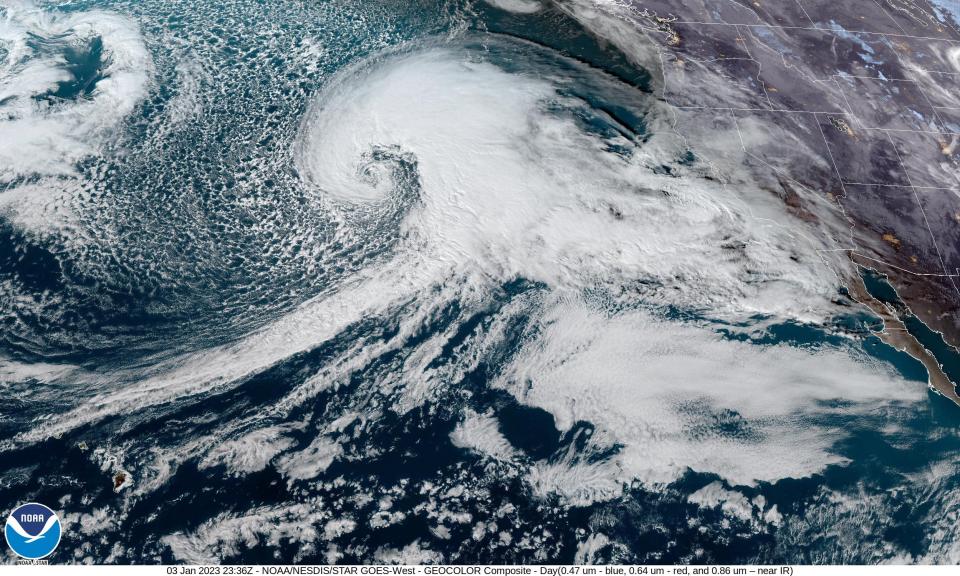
[4,503,61,560]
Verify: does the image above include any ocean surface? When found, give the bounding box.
[1,0,959,564]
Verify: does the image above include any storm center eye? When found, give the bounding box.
[2,0,958,566]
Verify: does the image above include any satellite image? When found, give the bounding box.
[1,0,960,566]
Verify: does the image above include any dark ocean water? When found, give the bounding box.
[1,0,959,565]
